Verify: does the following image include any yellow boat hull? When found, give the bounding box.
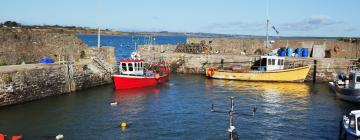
[206,65,311,82]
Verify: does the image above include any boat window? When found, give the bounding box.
[350,115,356,130]
[357,76,360,83]
[280,59,284,65]
[128,63,133,71]
[358,117,360,131]
[278,59,281,66]
[350,74,354,83]
[121,63,127,71]
[260,58,267,66]
[267,59,271,65]
[272,59,275,65]
[134,63,138,71]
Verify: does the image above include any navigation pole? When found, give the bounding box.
[97,27,101,49]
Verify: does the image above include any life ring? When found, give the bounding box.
[207,68,215,77]
[334,45,340,52]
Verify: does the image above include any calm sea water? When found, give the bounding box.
[0,74,359,139]
[78,35,187,59]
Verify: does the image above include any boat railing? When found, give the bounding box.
[284,61,306,69]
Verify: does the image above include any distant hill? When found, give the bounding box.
[1,21,358,41]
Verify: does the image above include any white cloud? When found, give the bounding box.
[204,21,265,33]
[280,16,342,31]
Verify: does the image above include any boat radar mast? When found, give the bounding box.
[265,0,270,48]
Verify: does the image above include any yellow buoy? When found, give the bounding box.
[121,122,127,128]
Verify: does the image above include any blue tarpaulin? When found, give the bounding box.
[40,58,54,64]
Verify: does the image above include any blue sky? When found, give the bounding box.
[1,0,359,37]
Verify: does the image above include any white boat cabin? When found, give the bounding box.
[349,70,360,89]
[344,110,360,137]
[259,56,285,71]
[119,60,144,75]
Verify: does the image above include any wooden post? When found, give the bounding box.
[221,59,224,69]
[313,60,317,83]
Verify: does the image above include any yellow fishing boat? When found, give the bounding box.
[206,56,311,82]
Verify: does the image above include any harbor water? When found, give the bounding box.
[0,74,359,139]
[78,35,187,59]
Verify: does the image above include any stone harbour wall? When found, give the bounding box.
[187,38,360,59]
[0,27,116,107]
[138,45,356,82]
[0,58,114,107]
[0,44,115,107]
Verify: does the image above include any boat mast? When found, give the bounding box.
[97,27,101,48]
[266,0,269,48]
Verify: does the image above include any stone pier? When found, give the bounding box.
[137,44,356,82]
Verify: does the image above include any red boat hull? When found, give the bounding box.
[112,74,169,90]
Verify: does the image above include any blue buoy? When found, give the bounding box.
[278,48,286,57]
[302,48,309,57]
[286,48,292,57]
[295,48,302,57]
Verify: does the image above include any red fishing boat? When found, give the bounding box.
[112,53,170,90]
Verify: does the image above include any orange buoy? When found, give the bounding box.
[12,136,22,140]
[207,68,215,77]
[155,74,160,79]
[0,134,5,140]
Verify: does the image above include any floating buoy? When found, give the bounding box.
[11,135,22,140]
[55,134,64,140]
[110,102,118,106]
[155,74,160,79]
[207,68,215,77]
[121,122,127,128]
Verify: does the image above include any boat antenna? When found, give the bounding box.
[265,0,270,48]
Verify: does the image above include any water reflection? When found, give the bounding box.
[205,79,312,132]
[112,86,161,114]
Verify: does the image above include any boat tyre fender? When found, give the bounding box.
[208,69,215,77]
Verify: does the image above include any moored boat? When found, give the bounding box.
[329,68,360,102]
[112,52,170,90]
[339,110,360,139]
[206,56,311,82]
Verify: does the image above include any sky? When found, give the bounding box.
[1,0,359,37]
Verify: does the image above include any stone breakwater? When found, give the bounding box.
[0,28,116,107]
[0,54,115,107]
[187,38,360,58]
[137,44,355,82]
